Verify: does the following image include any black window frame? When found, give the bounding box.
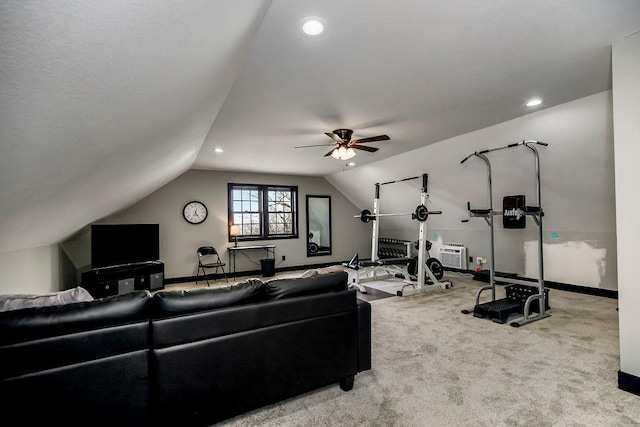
[228,183,299,243]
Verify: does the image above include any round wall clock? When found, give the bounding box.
[183,201,208,224]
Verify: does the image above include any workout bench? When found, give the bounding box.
[343,253,451,295]
[343,254,414,293]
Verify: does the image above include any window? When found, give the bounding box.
[228,183,298,242]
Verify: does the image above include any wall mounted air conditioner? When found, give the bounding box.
[438,244,468,270]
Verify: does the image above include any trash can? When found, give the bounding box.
[260,258,276,277]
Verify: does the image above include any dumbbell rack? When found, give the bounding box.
[377,238,412,259]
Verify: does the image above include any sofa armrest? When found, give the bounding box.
[357,299,371,372]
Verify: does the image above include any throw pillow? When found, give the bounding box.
[0,287,94,312]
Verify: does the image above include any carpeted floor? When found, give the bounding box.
[214,271,640,426]
[358,285,395,302]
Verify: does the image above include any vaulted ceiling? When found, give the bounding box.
[1,0,639,253]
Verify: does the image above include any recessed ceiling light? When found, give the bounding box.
[214,148,224,153]
[347,162,356,166]
[526,98,542,107]
[300,17,326,37]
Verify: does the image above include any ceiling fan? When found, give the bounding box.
[295,128,390,160]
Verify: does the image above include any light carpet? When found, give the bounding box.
[216,271,640,426]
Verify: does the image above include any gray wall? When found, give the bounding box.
[61,170,371,282]
[613,32,640,379]
[0,244,59,293]
[328,90,617,290]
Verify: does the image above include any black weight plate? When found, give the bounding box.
[427,257,444,280]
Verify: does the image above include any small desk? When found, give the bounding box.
[228,244,276,275]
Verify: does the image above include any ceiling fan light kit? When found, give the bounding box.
[331,146,356,160]
[295,128,390,161]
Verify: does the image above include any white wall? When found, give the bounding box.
[0,245,59,294]
[66,170,371,280]
[613,31,640,378]
[329,91,617,289]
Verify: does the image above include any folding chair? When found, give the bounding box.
[196,246,228,286]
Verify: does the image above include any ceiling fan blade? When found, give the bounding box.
[325,132,345,144]
[323,148,337,157]
[350,135,390,144]
[294,143,335,148]
[352,145,379,153]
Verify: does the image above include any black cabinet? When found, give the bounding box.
[82,261,164,298]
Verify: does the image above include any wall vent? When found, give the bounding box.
[439,244,467,270]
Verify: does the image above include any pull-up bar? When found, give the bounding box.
[459,138,549,328]
[461,140,548,164]
[378,174,423,186]
[376,174,429,198]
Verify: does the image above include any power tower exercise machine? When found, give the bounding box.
[460,140,549,327]
[345,173,452,296]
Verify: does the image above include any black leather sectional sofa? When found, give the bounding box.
[0,271,371,426]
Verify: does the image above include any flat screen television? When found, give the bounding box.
[91,224,160,268]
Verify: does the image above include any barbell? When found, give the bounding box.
[355,204,442,223]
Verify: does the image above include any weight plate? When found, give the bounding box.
[427,257,444,280]
[360,209,372,223]
[414,204,429,222]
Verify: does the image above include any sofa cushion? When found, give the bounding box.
[0,290,151,346]
[265,271,348,300]
[152,279,265,317]
[0,287,94,312]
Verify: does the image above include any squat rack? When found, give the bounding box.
[460,140,549,327]
[350,173,452,296]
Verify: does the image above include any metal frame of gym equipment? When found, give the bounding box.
[350,173,452,297]
[460,140,549,327]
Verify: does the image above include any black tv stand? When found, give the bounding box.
[82,261,164,298]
